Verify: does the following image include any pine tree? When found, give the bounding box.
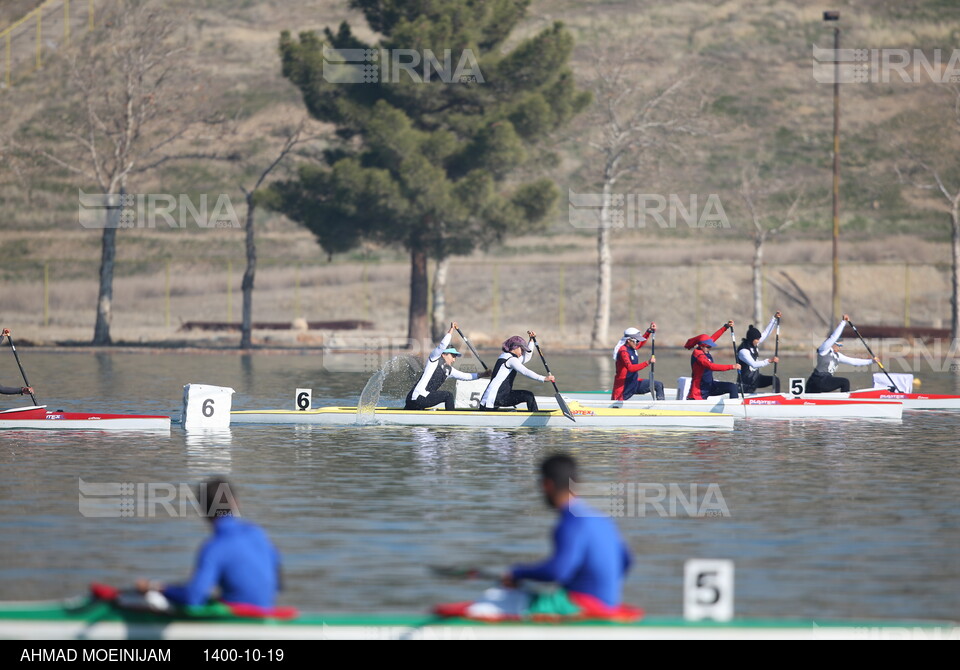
[266,0,590,345]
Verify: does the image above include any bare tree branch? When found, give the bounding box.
[11,2,230,344]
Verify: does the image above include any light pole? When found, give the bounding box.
[825,10,841,324]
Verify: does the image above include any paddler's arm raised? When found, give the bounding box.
[710,321,732,343]
[0,329,35,395]
[521,331,537,365]
[426,323,457,362]
[819,315,849,355]
[758,312,780,344]
[634,323,656,351]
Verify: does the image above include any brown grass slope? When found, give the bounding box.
[0,0,957,347]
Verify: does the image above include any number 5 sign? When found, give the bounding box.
[684,559,734,622]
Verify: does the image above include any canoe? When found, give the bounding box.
[0,591,955,640]
[803,388,960,410]
[646,385,960,411]
[552,393,903,420]
[230,405,736,429]
[0,406,171,431]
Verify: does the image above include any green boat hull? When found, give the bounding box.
[0,596,956,640]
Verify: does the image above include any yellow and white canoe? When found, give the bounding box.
[230,405,735,429]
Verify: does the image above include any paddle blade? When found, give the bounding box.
[555,394,576,422]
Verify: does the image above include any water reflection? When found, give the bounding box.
[184,428,234,474]
[1,353,959,621]
[95,352,113,392]
[240,354,254,390]
[594,355,612,391]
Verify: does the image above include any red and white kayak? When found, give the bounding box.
[796,388,960,410]
[0,406,171,431]
[738,394,902,419]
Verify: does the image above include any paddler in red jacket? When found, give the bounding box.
[684,321,741,400]
[611,324,663,400]
[0,329,34,396]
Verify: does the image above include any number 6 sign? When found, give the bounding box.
[684,559,734,622]
[295,388,312,411]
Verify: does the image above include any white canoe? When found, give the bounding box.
[0,406,171,431]
[554,393,903,420]
[230,405,736,429]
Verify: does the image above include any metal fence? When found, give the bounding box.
[1,0,98,89]
[0,258,951,345]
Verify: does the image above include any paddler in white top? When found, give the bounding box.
[736,311,781,393]
[405,322,491,411]
[480,331,555,411]
[805,314,880,393]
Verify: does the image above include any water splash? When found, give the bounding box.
[356,355,423,424]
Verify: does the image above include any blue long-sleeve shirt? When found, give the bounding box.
[163,516,281,608]
[510,499,632,607]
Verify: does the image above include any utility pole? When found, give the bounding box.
[825,10,841,324]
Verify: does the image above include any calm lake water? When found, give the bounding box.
[0,350,958,621]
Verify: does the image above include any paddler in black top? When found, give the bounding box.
[405,322,491,411]
[0,329,34,396]
[736,311,781,393]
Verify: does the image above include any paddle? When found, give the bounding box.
[773,315,780,391]
[529,334,575,422]
[428,565,554,594]
[3,331,38,405]
[846,319,901,392]
[648,330,657,401]
[429,565,501,582]
[455,326,488,370]
[729,324,747,408]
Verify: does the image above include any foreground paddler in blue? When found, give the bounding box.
[479,331,556,411]
[405,321,492,411]
[136,477,284,614]
[435,454,642,622]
